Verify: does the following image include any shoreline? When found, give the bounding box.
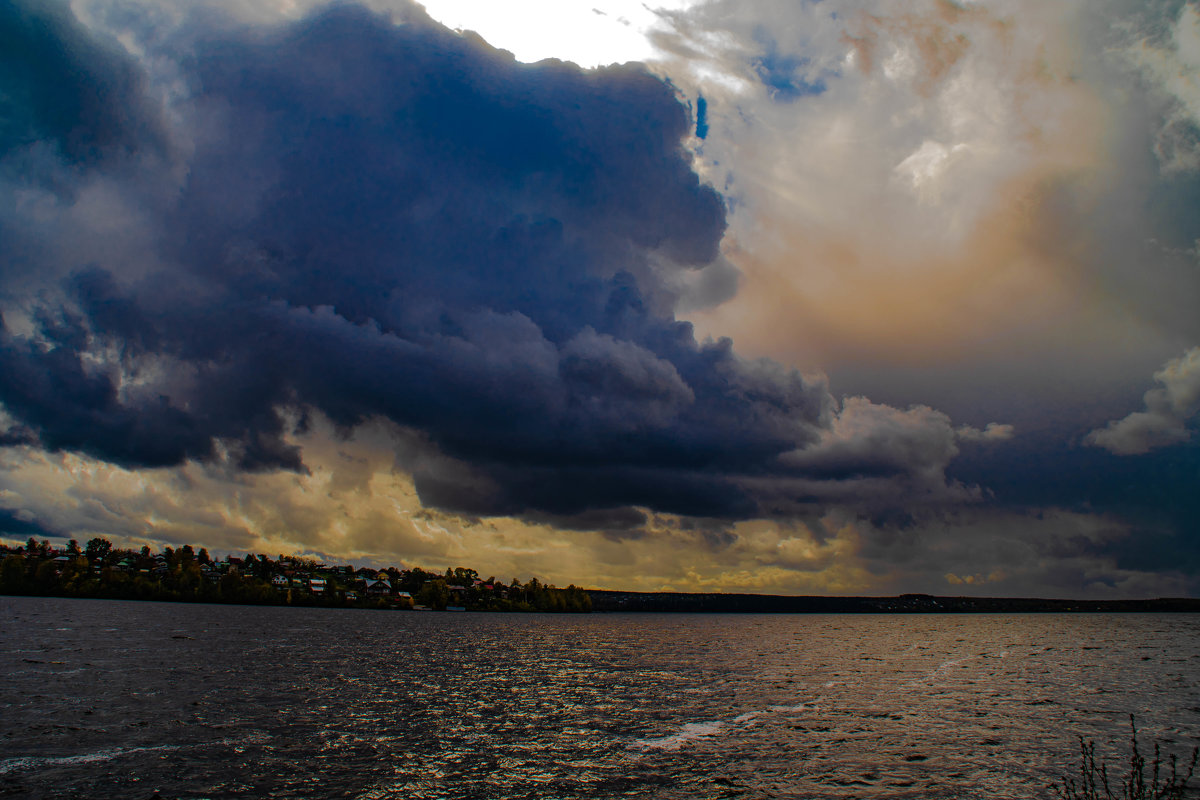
[585,590,1200,613]
[5,588,1197,614]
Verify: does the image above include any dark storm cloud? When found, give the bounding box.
[0,507,57,539]
[0,0,869,519]
[524,506,650,533]
[0,0,165,168]
[940,345,1200,579]
[948,428,1200,575]
[0,306,217,467]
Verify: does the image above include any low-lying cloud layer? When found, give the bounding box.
[4,414,1187,598]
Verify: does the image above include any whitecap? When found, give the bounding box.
[768,702,813,713]
[0,743,183,775]
[0,734,269,776]
[631,721,725,751]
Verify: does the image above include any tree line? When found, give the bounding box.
[0,537,591,613]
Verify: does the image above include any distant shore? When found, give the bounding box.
[585,590,1200,614]
[3,587,1196,614]
[5,538,1196,615]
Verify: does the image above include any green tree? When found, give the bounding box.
[34,559,58,591]
[85,537,112,563]
[176,562,203,596]
[0,554,28,593]
[58,557,91,594]
[452,567,478,585]
[417,579,450,610]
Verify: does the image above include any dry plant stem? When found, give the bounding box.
[1052,715,1198,800]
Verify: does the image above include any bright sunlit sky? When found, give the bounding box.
[418,0,698,67]
[1,0,1199,597]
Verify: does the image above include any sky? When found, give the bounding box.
[1,0,1198,598]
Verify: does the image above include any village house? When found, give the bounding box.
[365,578,392,596]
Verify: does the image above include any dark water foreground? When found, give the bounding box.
[2,597,1198,799]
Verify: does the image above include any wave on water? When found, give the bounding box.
[632,721,726,751]
[768,703,814,713]
[0,734,268,776]
[631,700,818,751]
[0,744,186,776]
[904,655,974,688]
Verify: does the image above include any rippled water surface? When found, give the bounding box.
[2,597,1199,799]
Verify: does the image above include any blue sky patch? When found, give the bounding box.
[751,29,827,101]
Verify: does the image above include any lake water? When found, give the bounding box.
[2,597,1198,799]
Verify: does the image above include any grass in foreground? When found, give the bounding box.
[1053,715,1198,800]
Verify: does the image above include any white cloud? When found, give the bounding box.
[644,0,1194,434]
[415,0,702,67]
[1086,346,1200,454]
[1126,3,1200,172]
[780,396,1010,490]
[70,0,703,69]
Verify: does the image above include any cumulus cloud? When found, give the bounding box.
[1086,346,1200,455]
[0,0,1011,526]
[0,1,168,168]
[782,398,963,485]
